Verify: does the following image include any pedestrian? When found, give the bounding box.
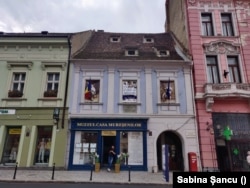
[107,145,116,172]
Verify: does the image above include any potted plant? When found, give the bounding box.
[92,152,100,172]
[115,154,122,173]
[122,153,129,165]
[43,90,57,97]
[8,90,23,98]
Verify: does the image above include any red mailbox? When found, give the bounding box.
[188,152,198,171]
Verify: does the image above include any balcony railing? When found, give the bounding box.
[204,83,250,98]
[203,83,250,112]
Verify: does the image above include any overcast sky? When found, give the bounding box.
[0,0,166,34]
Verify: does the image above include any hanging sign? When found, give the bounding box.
[9,129,21,134]
[101,130,116,136]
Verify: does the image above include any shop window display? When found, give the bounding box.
[73,131,98,165]
[120,131,143,165]
[35,126,52,164]
[1,127,21,164]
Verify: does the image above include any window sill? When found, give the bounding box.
[38,97,62,101]
[2,98,27,101]
[118,102,141,106]
[80,102,103,105]
[157,102,180,106]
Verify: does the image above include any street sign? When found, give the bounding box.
[0,109,16,115]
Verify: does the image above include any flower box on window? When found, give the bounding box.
[43,90,58,97]
[8,90,23,98]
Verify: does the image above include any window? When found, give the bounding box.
[206,56,220,83]
[84,79,100,102]
[35,126,52,164]
[11,73,26,92]
[110,36,121,43]
[160,80,175,102]
[122,80,137,102]
[125,49,139,56]
[156,50,169,57]
[143,37,154,43]
[201,13,214,36]
[44,73,59,97]
[221,13,234,36]
[227,56,241,83]
[73,131,98,165]
[46,73,59,91]
[119,132,143,165]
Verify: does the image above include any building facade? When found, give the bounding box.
[0,32,71,168]
[166,0,250,171]
[67,30,200,172]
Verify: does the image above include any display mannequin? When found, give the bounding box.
[38,138,45,163]
[9,140,18,162]
[247,151,250,169]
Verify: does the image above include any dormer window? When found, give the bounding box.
[156,50,169,57]
[110,36,121,43]
[143,37,154,43]
[125,49,139,56]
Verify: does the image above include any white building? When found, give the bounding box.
[67,30,200,172]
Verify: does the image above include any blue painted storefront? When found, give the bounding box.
[68,118,148,171]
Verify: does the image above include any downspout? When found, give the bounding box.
[61,34,72,129]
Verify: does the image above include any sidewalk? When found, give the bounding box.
[0,168,172,185]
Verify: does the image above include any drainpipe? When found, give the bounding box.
[61,34,72,129]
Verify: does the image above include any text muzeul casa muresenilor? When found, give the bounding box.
[77,122,142,128]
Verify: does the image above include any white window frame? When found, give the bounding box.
[110,36,121,43]
[45,72,60,91]
[125,49,139,56]
[11,72,26,92]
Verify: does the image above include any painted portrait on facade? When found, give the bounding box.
[84,79,100,102]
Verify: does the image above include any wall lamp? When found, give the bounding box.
[223,70,229,78]
[53,108,60,129]
[26,128,30,137]
[147,129,152,136]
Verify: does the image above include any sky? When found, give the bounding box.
[0,0,166,34]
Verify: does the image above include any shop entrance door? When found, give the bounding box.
[102,136,116,166]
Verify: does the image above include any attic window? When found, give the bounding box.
[157,50,170,57]
[110,36,121,43]
[143,37,154,43]
[125,49,139,56]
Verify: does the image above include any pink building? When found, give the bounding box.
[166,0,250,171]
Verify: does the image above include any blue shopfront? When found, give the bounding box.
[68,118,148,171]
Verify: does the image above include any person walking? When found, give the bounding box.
[107,145,116,172]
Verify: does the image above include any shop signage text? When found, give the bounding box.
[77,122,142,128]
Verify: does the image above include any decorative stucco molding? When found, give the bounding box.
[235,1,250,9]
[219,0,232,8]
[188,0,197,6]
[41,62,66,70]
[7,61,33,70]
[203,40,240,54]
[190,0,233,8]
[206,97,214,112]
